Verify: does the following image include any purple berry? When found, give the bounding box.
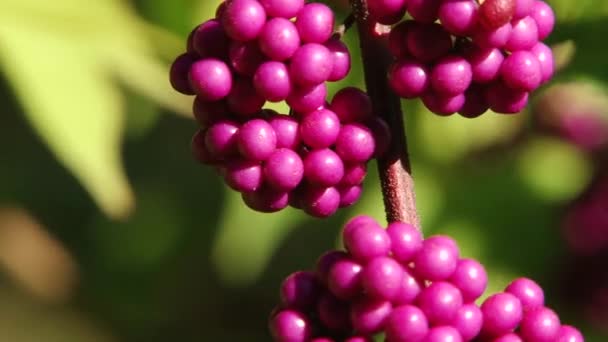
[343,220,391,262]
[530,0,555,40]
[389,21,416,59]
[190,19,229,58]
[327,257,363,300]
[269,115,301,150]
[170,53,197,95]
[192,97,228,127]
[473,23,512,48]
[316,250,348,285]
[368,0,408,25]
[501,50,542,91]
[342,163,367,186]
[480,292,523,336]
[295,3,335,44]
[264,148,304,191]
[317,292,351,332]
[287,83,328,114]
[519,306,561,342]
[361,256,405,301]
[417,281,464,325]
[269,309,312,342]
[389,59,430,99]
[335,124,376,163]
[439,0,479,36]
[422,92,466,116]
[229,41,266,76]
[222,0,266,42]
[227,78,266,116]
[513,0,534,19]
[192,129,217,164]
[393,268,423,305]
[449,258,488,303]
[330,87,373,123]
[259,18,301,61]
[452,303,483,341]
[290,43,333,86]
[303,186,341,217]
[459,85,490,118]
[407,23,453,63]
[408,0,442,23]
[368,117,392,158]
[425,326,463,342]
[224,159,263,192]
[413,235,460,281]
[338,185,363,208]
[478,0,515,29]
[280,271,321,310]
[386,221,423,263]
[189,58,233,101]
[467,47,505,83]
[237,119,277,161]
[431,56,473,95]
[205,120,240,158]
[385,305,429,342]
[253,61,292,102]
[350,298,393,334]
[303,148,345,187]
[505,277,545,310]
[557,325,584,342]
[326,38,351,82]
[530,42,555,84]
[485,81,529,114]
[492,333,524,342]
[505,16,539,51]
[242,187,289,212]
[258,0,304,19]
[300,108,341,149]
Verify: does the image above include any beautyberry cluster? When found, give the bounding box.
[383,0,556,117]
[269,215,583,341]
[170,0,389,217]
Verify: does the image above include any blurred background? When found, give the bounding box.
[0,0,607,340]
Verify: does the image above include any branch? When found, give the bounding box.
[349,0,420,229]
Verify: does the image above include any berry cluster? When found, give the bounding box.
[269,216,583,341]
[169,0,389,217]
[384,0,556,117]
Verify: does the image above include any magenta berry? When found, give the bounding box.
[295,3,335,44]
[258,0,304,19]
[505,277,545,310]
[329,87,373,123]
[480,292,523,336]
[413,235,460,281]
[223,159,263,192]
[361,256,405,301]
[253,61,291,102]
[417,281,464,325]
[452,303,483,341]
[327,257,363,300]
[280,271,321,310]
[300,108,341,149]
[343,220,391,262]
[385,305,430,342]
[519,306,561,342]
[237,119,277,161]
[264,148,304,191]
[170,53,197,95]
[350,297,393,334]
[386,221,423,263]
[221,0,267,42]
[258,18,300,61]
[270,309,312,342]
[303,149,344,187]
[389,59,430,99]
[188,59,233,101]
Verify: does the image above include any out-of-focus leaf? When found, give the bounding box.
[552,40,576,72]
[548,0,608,22]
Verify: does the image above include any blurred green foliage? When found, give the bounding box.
[0,0,606,341]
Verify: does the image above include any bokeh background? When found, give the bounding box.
[0,0,607,340]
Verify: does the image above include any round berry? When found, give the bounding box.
[300,108,341,149]
[530,42,555,84]
[413,235,460,281]
[385,305,429,342]
[493,333,524,342]
[253,61,291,102]
[227,78,266,116]
[265,148,304,191]
[328,257,363,300]
[480,292,523,336]
[425,326,463,342]
[501,50,542,91]
[431,56,473,95]
[192,97,228,127]
[190,19,229,58]
[316,250,348,285]
[242,187,289,212]
[303,186,341,218]
[350,298,393,334]
[557,325,584,342]
[505,277,545,310]
[422,92,466,116]
[259,18,301,61]
[287,83,328,114]
[205,120,240,158]
[280,271,321,310]
[192,129,216,164]
[368,0,408,25]
[189,58,233,101]
[530,0,555,40]
[450,258,488,303]
[368,117,392,158]
[170,53,196,95]
[452,303,483,341]
[479,0,516,29]
[389,20,416,59]
[505,16,539,51]
[407,23,453,63]
[269,309,312,342]
[389,59,430,99]
[258,0,304,19]
[317,292,351,332]
[330,87,373,123]
[393,268,423,305]
[229,41,266,76]
[459,85,490,118]
[338,184,362,208]
[290,43,333,86]
[224,159,263,192]
[386,221,423,263]
[342,163,367,186]
[326,38,351,82]
[335,123,376,163]
[519,306,561,342]
[295,3,335,44]
[237,119,277,161]
[439,0,479,36]
[408,0,442,23]
[467,47,505,83]
[485,81,529,114]
[269,115,301,150]
[343,220,391,262]
[303,149,344,187]
[514,0,534,19]
[473,22,512,48]
[417,281,464,324]
[361,256,405,301]
[222,0,267,42]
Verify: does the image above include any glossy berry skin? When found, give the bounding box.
[259,18,300,61]
[422,92,466,116]
[270,309,312,342]
[361,256,405,301]
[389,21,416,59]
[335,124,376,163]
[268,115,300,150]
[393,269,423,305]
[189,59,233,101]
[343,219,391,262]
[289,43,333,86]
[280,271,321,310]
[557,325,584,342]
[452,303,483,341]
[501,51,542,91]
[431,56,473,95]
[303,149,344,187]
[459,86,490,118]
[170,53,196,95]
[531,0,555,40]
[413,236,460,281]
[368,0,408,25]
[287,83,327,114]
[327,258,363,300]
[242,187,289,212]
[258,0,304,19]
[513,0,534,19]
[254,61,291,102]
[264,148,304,191]
[317,292,352,332]
[480,292,523,336]
[237,119,277,161]
[330,87,373,123]
[407,23,453,63]
[350,298,393,334]
[224,159,263,192]
[222,0,267,42]
[505,16,539,51]
[303,186,341,217]
[326,38,351,82]
[338,185,363,208]
[342,163,367,186]
[519,306,561,342]
[389,59,430,99]
[478,0,515,29]
[408,0,442,23]
[485,82,529,114]
[205,120,240,158]
[426,326,463,342]
[229,41,266,76]
[467,47,504,83]
[439,0,479,36]
[492,333,524,342]
[190,19,229,58]
[473,23,512,48]
[450,259,488,303]
[316,250,348,285]
[505,277,545,310]
[385,305,429,342]
[386,221,423,263]
[530,42,555,83]
[295,3,335,44]
[300,108,341,149]
[417,281,464,325]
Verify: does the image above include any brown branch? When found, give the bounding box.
[350,0,420,229]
